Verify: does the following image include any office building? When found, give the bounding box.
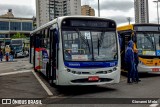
[81,5,95,16]
[0,9,33,38]
[36,0,81,27]
[134,0,149,23]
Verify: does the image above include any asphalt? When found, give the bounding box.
[0,72,48,98]
[0,58,160,107]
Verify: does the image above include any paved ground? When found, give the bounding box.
[0,72,48,98]
[0,57,32,74]
[0,57,160,107]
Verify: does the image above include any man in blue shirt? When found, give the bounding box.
[125,40,134,83]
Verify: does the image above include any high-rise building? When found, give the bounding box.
[36,0,49,27]
[81,5,95,16]
[134,0,149,24]
[36,0,81,27]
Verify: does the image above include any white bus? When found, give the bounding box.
[30,16,121,86]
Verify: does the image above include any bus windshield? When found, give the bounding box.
[62,28,118,61]
[136,32,160,56]
[11,40,23,45]
[11,45,23,52]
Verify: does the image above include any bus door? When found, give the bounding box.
[33,33,42,71]
[119,31,132,69]
[48,29,58,85]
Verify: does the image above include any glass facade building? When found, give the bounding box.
[0,21,33,31]
[0,21,9,30]
[10,22,21,31]
[22,22,32,31]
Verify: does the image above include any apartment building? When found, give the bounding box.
[81,5,95,16]
[36,0,81,27]
[134,0,149,23]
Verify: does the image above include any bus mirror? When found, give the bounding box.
[132,35,137,43]
[133,30,136,34]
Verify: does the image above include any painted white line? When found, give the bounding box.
[149,104,159,107]
[0,70,31,76]
[32,70,53,96]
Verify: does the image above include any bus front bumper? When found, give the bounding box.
[138,64,160,74]
[57,68,120,86]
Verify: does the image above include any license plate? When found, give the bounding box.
[88,76,99,81]
[152,68,159,72]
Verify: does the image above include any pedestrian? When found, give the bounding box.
[124,40,135,83]
[0,49,3,62]
[5,45,10,62]
[133,47,141,83]
[5,52,9,62]
[10,50,14,61]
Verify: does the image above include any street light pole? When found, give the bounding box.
[98,0,100,17]
[127,17,131,25]
[153,0,160,24]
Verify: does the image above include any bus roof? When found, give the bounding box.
[30,16,116,35]
[117,23,160,31]
[117,24,134,31]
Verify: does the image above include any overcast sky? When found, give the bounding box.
[0,0,159,26]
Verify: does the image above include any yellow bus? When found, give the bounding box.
[117,24,160,73]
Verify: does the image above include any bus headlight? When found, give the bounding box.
[67,69,71,72]
[66,69,81,74]
[113,67,117,71]
[72,71,76,74]
[105,67,117,73]
[103,70,113,74]
[107,70,113,73]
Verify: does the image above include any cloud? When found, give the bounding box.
[107,16,135,25]
[99,0,134,12]
[0,4,35,18]
[82,0,134,12]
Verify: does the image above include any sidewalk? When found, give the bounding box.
[0,58,17,63]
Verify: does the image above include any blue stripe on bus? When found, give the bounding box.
[64,61,118,68]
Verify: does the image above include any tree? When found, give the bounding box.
[11,32,27,39]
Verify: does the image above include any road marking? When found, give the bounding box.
[0,70,31,76]
[149,104,159,107]
[32,70,53,96]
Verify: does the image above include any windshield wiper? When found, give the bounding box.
[74,28,91,54]
[97,31,105,56]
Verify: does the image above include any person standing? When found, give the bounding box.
[0,49,3,61]
[10,50,14,61]
[125,40,135,83]
[133,47,141,83]
[5,45,10,62]
[5,52,9,62]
